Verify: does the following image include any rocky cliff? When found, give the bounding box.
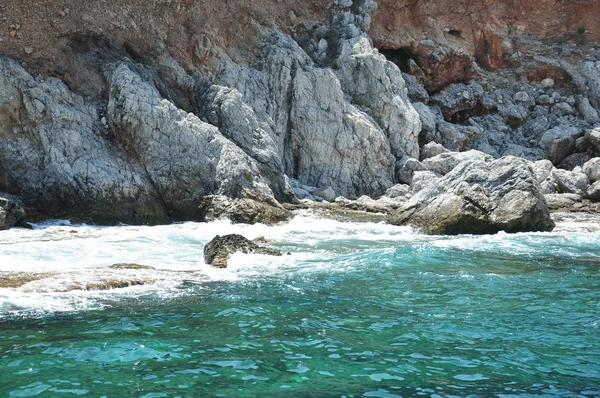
[0,0,598,225]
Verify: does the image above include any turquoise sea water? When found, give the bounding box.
[1,212,599,397]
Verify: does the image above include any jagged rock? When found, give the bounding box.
[395,157,427,185]
[336,39,421,159]
[422,150,493,175]
[544,193,583,211]
[385,184,411,199]
[402,73,429,103]
[540,126,582,165]
[0,57,168,224]
[431,82,484,121]
[559,153,589,171]
[0,195,25,230]
[197,195,292,225]
[583,158,600,182]
[585,128,600,154]
[552,168,589,195]
[196,84,293,201]
[218,33,397,198]
[420,142,450,160]
[389,156,555,235]
[108,64,278,219]
[530,159,557,194]
[410,171,439,193]
[587,181,600,201]
[204,234,283,268]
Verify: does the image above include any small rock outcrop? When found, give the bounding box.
[388,156,555,235]
[204,234,283,268]
[0,195,25,230]
[197,195,292,225]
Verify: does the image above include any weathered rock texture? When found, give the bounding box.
[204,234,283,268]
[0,0,599,225]
[389,156,555,234]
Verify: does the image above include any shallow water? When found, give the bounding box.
[1,212,599,397]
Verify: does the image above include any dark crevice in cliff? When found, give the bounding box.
[379,47,417,74]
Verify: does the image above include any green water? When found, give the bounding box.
[1,216,599,397]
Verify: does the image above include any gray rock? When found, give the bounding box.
[395,157,427,185]
[582,157,600,182]
[559,153,589,171]
[410,171,439,193]
[540,126,581,165]
[385,184,411,199]
[108,64,276,218]
[551,102,575,117]
[402,73,429,103]
[499,104,528,127]
[587,181,600,200]
[389,156,555,234]
[514,91,531,104]
[197,195,292,225]
[204,234,283,268]
[313,187,336,202]
[585,128,600,152]
[0,195,25,230]
[552,168,589,195]
[544,193,582,210]
[531,159,557,194]
[577,96,600,124]
[420,142,450,160]
[197,84,292,201]
[537,94,553,106]
[413,102,437,137]
[0,57,168,224]
[431,82,484,120]
[422,150,493,175]
[336,40,421,159]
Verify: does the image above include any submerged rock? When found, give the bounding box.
[389,156,555,234]
[204,234,283,268]
[197,195,292,225]
[109,263,156,270]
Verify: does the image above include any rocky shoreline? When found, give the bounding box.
[0,0,599,234]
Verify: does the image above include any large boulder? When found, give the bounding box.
[197,195,292,225]
[0,195,25,230]
[204,234,283,268]
[389,156,555,234]
[583,158,600,183]
[552,168,589,196]
[540,126,582,165]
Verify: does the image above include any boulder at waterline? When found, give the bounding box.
[197,195,292,225]
[204,234,283,268]
[388,156,555,235]
[0,195,26,230]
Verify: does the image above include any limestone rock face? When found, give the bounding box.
[214,33,406,199]
[0,57,168,224]
[204,234,283,268]
[0,195,25,230]
[389,156,555,235]
[107,64,276,219]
